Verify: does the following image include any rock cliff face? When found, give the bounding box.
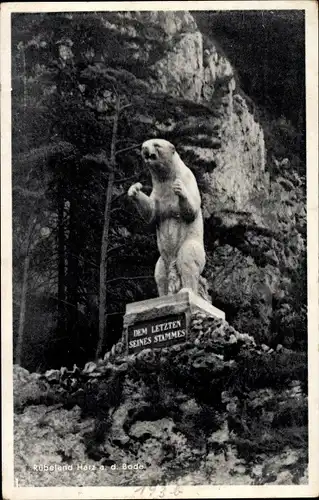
[102,12,266,213]
[12,11,307,487]
[13,11,305,364]
[14,312,307,486]
[98,10,305,345]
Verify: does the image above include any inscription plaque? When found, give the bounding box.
[127,313,187,354]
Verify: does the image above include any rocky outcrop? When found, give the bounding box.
[94,11,307,345]
[16,11,305,360]
[14,312,307,487]
[104,11,267,208]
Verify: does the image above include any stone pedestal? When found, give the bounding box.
[123,289,225,354]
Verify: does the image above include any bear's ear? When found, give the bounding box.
[169,143,176,155]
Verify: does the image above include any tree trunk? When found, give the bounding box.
[15,46,31,364]
[22,43,27,111]
[66,199,80,350]
[96,171,115,359]
[57,189,66,335]
[15,219,34,365]
[96,96,121,360]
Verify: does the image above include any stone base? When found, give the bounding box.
[123,289,225,354]
[124,288,225,329]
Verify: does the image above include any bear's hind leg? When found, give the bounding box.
[155,256,168,296]
[176,240,205,295]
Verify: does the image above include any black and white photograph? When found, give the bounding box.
[1,1,318,498]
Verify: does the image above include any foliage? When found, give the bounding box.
[14,312,308,484]
[12,12,159,368]
[11,10,306,369]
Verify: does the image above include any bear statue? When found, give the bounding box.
[128,138,210,301]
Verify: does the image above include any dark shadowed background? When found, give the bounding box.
[11,10,306,371]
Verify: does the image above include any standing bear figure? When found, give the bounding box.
[128,139,208,299]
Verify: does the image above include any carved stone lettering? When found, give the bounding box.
[127,313,187,354]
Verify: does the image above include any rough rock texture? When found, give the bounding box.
[13,11,306,369]
[96,11,306,345]
[13,11,307,487]
[100,11,266,213]
[14,312,307,487]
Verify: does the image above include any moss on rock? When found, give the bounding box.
[14,311,307,486]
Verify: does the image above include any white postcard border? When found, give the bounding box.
[1,2,318,499]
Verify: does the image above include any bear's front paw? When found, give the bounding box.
[128,182,143,198]
[172,178,187,198]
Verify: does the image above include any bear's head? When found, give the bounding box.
[141,139,176,180]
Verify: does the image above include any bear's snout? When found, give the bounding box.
[142,147,157,161]
[145,152,157,160]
